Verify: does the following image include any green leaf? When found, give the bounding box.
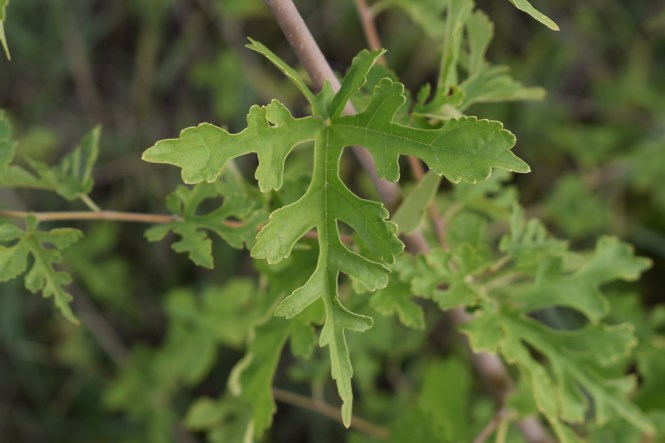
[392,171,441,234]
[229,306,319,436]
[544,174,610,238]
[510,237,651,322]
[329,48,386,119]
[417,358,471,441]
[336,78,529,182]
[459,65,546,110]
[0,223,28,281]
[0,219,82,323]
[143,102,320,191]
[145,178,265,268]
[0,165,49,189]
[407,0,545,120]
[400,244,489,310]
[461,227,654,435]
[369,273,425,330]
[505,318,651,432]
[144,41,529,424]
[466,10,493,75]
[0,0,10,60]
[499,204,568,270]
[185,397,254,443]
[246,38,317,109]
[378,0,448,40]
[506,0,559,31]
[0,109,16,169]
[438,0,474,89]
[24,126,101,200]
[185,397,229,429]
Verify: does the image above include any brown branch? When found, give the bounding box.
[0,210,353,244]
[0,209,181,224]
[353,0,386,65]
[262,1,553,441]
[473,408,507,443]
[264,0,402,211]
[272,387,389,439]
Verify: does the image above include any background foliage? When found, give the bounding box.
[1,0,664,442]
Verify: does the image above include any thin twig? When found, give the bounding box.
[0,210,353,243]
[473,408,507,443]
[262,2,553,442]
[353,0,386,65]
[272,387,389,439]
[79,194,102,212]
[0,209,180,224]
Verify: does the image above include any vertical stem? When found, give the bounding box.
[264,0,402,211]
[79,194,101,212]
[264,0,340,90]
[353,0,386,64]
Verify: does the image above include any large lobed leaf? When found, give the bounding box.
[143,41,529,426]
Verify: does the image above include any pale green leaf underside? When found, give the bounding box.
[143,42,529,426]
[506,0,559,31]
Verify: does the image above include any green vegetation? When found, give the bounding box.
[1,0,664,442]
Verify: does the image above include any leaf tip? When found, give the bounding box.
[342,402,352,428]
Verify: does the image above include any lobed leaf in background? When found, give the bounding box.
[105,279,263,441]
[143,39,529,425]
[0,123,102,204]
[505,0,559,31]
[145,169,266,269]
[395,203,655,438]
[381,0,546,122]
[184,247,321,441]
[0,217,82,323]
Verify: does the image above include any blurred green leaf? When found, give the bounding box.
[0,218,82,323]
[506,0,559,30]
[392,171,441,234]
[0,0,10,59]
[145,176,265,268]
